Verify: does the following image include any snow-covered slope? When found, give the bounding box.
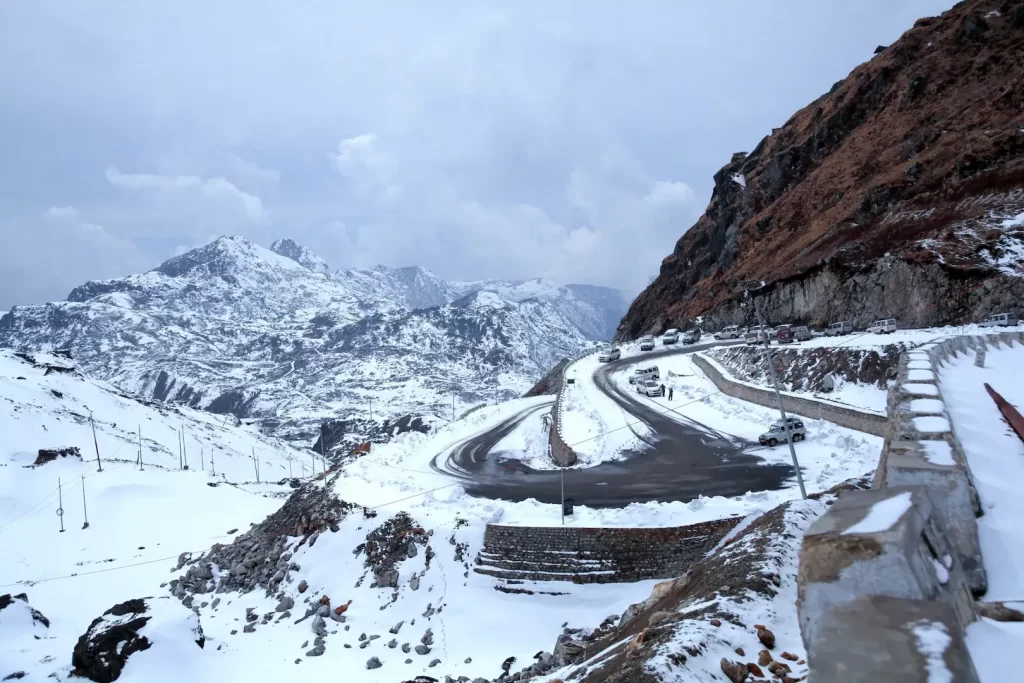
[451,278,627,341]
[0,236,610,446]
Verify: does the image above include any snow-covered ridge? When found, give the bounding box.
[0,236,623,446]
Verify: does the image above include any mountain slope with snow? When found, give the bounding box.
[0,237,612,445]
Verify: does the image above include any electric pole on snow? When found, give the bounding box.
[182,429,188,470]
[178,430,183,470]
[211,449,216,476]
[200,447,205,472]
[252,447,260,483]
[88,410,103,472]
[369,397,373,422]
[137,425,143,471]
[56,478,65,533]
[81,475,90,530]
[742,280,807,500]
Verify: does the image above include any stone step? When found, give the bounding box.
[475,555,614,574]
[473,566,617,584]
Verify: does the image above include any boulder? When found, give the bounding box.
[71,597,204,682]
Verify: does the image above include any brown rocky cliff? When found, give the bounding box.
[619,0,1024,339]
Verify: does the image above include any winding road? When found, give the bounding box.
[431,343,795,508]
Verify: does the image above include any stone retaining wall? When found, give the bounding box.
[692,353,889,436]
[797,330,1024,682]
[548,350,595,467]
[474,518,740,584]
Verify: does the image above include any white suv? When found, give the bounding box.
[980,312,1018,328]
[826,321,854,336]
[598,348,621,362]
[639,335,655,351]
[867,319,897,334]
[636,379,664,397]
[662,329,679,345]
[714,325,741,340]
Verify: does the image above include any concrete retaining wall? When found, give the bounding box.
[797,330,1024,681]
[692,353,889,436]
[474,518,740,584]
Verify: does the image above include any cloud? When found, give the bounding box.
[43,206,80,219]
[105,167,264,221]
[333,134,402,202]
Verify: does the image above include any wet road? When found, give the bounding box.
[432,343,795,508]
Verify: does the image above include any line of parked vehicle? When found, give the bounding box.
[711,311,1019,346]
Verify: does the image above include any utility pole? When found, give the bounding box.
[744,281,807,500]
[137,425,143,471]
[369,397,373,422]
[178,430,183,470]
[89,411,103,472]
[320,426,329,491]
[200,447,205,472]
[81,476,90,530]
[452,393,456,422]
[182,429,188,470]
[287,454,293,479]
[252,447,260,483]
[56,478,65,533]
[211,449,216,476]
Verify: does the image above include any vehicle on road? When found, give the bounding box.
[744,326,770,345]
[776,325,794,344]
[714,325,741,340]
[826,321,855,336]
[636,379,664,397]
[980,312,1018,328]
[758,418,806,446]
[662,328,679,345]
[867,319,898,334]
[628,365,660,384]
[792,325,812,341]
[598,347,621,362]
[681,330,700,345]
[639,335,656,351]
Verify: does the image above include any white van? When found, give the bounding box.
[662,328,679,345]
[867,319,897,334]
[628,365,660,385]
[980,312,1018,328]
[826,321,854,336]
[714,325,741,340]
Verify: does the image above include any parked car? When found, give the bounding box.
[776,325,794,344]
[980,312,1018,328]
[792,325,812,341]
[826,321,855,336]
[681,330,700,345]
[662,328,679,345]
[639,335,656,351]
[636,379,665,397]
[598,347,621,362]
[867,319,898,334]
[758,418,806,447]
[714,325,741,340]
[628,366,660,385]
[744,326,770,345]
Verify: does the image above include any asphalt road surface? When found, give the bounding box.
[432,342,795,508]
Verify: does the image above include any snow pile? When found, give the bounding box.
[558,351,646,467]
[0,592,52,678]
[937,341,1024,679]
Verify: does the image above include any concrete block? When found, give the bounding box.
[809,595,979,683]
[885,442,987,595]
[797,487,976,650]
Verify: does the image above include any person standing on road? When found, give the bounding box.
[669,387,674,401]
[660,383,666,397]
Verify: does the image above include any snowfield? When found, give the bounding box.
[937,340,1024,680]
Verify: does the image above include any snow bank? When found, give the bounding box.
[938,343,1024,679]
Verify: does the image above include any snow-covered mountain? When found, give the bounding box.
[451,278,626,341]
[0,236,611,444]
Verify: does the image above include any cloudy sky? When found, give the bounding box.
[0,0,954,310]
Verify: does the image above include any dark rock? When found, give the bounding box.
[276,596,294,612]
[71,598,204,683]
[962,14,989,40]
[366,657,382,669]
[243,623,256,633]
[402,643,411,653]
[720,658,749,683]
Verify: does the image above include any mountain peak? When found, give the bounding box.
[270,238,330,274]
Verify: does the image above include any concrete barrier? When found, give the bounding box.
[798,330,1024,680]
[692,353,888,436]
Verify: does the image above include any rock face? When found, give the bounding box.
[618,0,1024,339]
[360,512,429,588]
[71,597,204,683]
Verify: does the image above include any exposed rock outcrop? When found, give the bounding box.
[619,0,1024,339]
[71,597,204,683]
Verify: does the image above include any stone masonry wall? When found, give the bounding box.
[796,330,1024,682]
[692,353,889,437]
[474,518,740,584]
